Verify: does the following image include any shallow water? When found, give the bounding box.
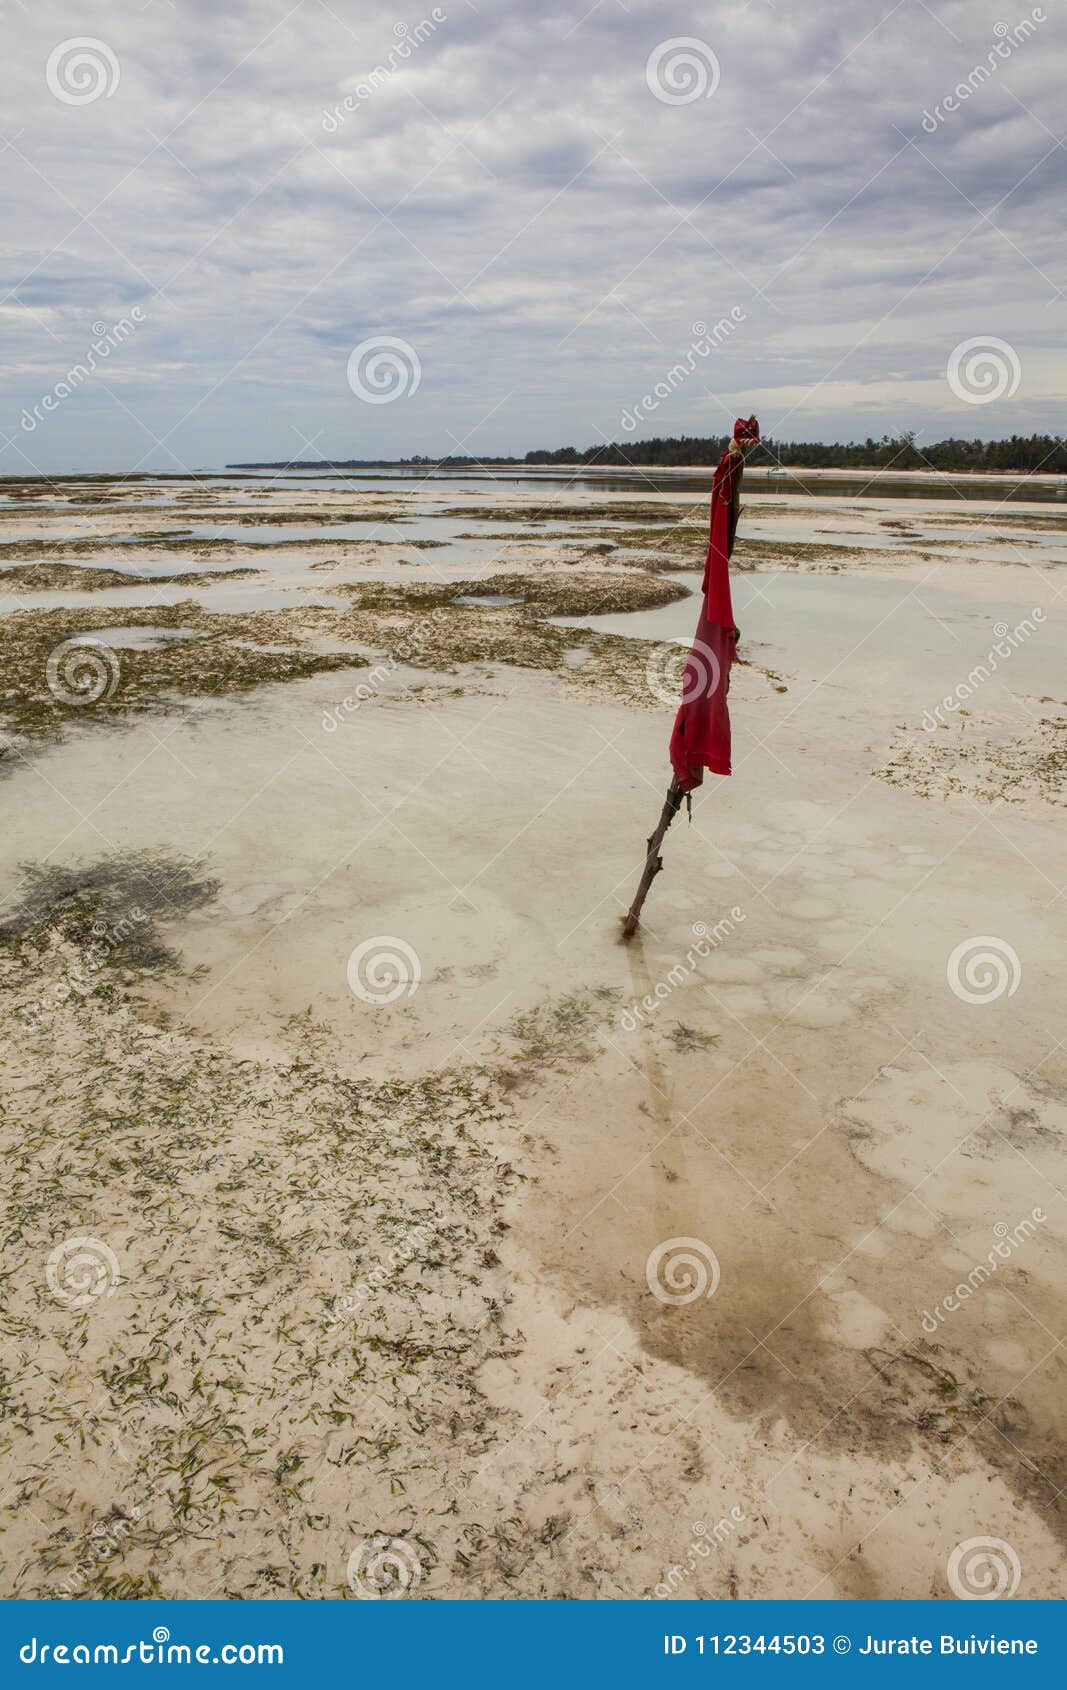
[453,593,523,607]
[227,465,1067,503]
[1,515,536,566]
[1,584,338,614]
[72,625,200,650]
[182,520,406,544]
[3,469,1065,1604]
[6,482,1066,685]
[741,516,1067,566]
[556,571,1065,701]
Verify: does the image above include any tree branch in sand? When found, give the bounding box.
[620,778,686,941]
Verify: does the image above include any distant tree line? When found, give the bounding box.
[230,432,1067,475]
[522,431,1067,473]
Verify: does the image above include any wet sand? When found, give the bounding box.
[0,471,1064,1600]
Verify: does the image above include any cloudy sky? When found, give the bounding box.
[3,0,1064,470]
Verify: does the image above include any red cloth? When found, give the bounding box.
[668,423,756,791]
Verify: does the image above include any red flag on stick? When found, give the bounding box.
[621,415,760,940]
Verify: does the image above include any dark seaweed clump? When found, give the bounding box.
[0,849,219,974]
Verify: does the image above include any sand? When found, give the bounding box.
[0,471,1064,1600]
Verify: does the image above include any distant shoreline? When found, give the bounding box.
[227,431,1067,478]
[224,459,1067,485]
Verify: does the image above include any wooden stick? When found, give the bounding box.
[620,778,686,941]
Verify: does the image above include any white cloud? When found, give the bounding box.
[3,0,1063,469]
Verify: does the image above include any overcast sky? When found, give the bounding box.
[3,0,1064,470]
